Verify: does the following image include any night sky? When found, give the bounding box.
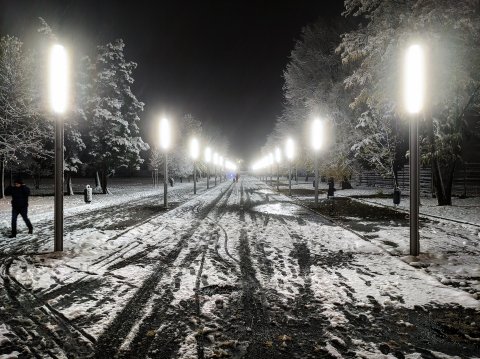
[0,0,345,161]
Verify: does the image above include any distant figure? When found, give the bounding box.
[169,177,174,187]
[5,178,33,238]
[235,173,239,183]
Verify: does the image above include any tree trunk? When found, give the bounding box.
[432,158,455,206]
[305,173,309,182]
[33,175,41,190]
[393,167,399,189]
[66,172,74,196]
[426,112,454,206]
[0,157,4,199]
[101,169,108,194]
[95,171,102,190]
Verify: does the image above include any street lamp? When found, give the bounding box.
[268,153,274,186]
[311,118,323,206]
[49,44,69,252]
[205,147,212,189]
[160,117,171,209]
[285,138,294,196]
[219,156,224,182]
[404,44,425,256]
[190,137,199,194]
[213,152,219,186]
[275,147,281,191]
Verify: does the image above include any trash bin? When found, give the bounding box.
[84,185,92,203]
[393,188,401,205]
[327,178,335,198]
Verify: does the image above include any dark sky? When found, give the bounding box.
[1,0,344,161]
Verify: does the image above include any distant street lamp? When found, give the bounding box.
[275,147,282,191]
[160,117,171,209]
[285,138,295,196]
[49,44,69,252]
[311,118,323,206]
[268,153,274,186]
[219,156,224,182]
[404,44,425,256]
[205,147,212,189]
[213,152,219,186]
[190,138,199,195]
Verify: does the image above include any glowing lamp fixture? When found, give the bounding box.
[268,153,274,166]
[311,118,323,151]
[190,138,199,160]
[285,138,294,160]
[49,44,69,114]
[275,147,282,164]
[159,118,171,150]
[404,44,425,114]
[205,147,212,163]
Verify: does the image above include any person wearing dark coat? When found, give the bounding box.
[5,178,33,238]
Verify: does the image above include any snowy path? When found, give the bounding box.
[0,177,479,358]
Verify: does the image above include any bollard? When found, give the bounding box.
[84,185,93,203]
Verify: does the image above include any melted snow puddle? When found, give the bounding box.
[252,202,309,217]
[257,189,275,195]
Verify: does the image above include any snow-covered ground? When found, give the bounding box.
[0,176,479,358]
[271,178,480,299]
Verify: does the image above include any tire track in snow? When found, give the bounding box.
[94,182,234,358]
[0,257,96,357]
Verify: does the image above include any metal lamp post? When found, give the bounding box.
[49,44,69,252]
[213,152,218,186]
[404,44,425,257]
[285,138,294,196]
[268,153,274,186]
[205,147,212,189]
[312,118,323,206]
[190,138,199,194]
[160,118,171,209]
[219,156,224,183]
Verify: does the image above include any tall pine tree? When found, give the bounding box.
[89,39,148,194]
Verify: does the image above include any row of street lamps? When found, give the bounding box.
[48,41,423,257]
[48,43,237,252]
[252,43,424,257]
[252,118,324,202]
[158,117,237,209]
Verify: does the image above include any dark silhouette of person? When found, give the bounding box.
[5,178,33,238]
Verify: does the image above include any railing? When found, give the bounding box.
[355,163,480,196]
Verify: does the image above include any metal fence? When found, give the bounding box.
[355,162,480,196]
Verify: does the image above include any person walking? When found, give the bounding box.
[5,178,33,238]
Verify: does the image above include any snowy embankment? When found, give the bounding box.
[274,178,480,226]
[270,178,480,301]
[0,178,203,234]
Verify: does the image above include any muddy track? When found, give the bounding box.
[139,184,237,358]
[0,258,96,358]
[94,183,233,358]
